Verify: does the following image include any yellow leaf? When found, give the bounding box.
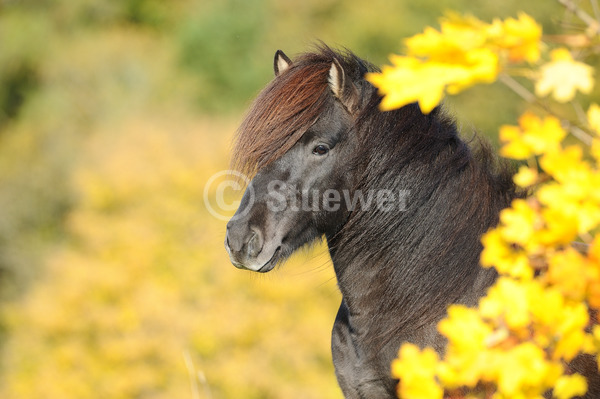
[500,112,566,159]
[593,139,600,163]
[494,342,555,395]
[539,145,588,183]
[439,305,493,351]
[535,48,594,102]
[491,12,542,63]
[499,198,538,245]
[367,50,497,113]
[405,17,487,59]
[553,374,588,399]
[587,103,600,135]
[480,228,533,278]
[480,278,531,330]
[392,344,443,399]
[366,57,448,113]
[547,249,589,301]
[513,165,538,187]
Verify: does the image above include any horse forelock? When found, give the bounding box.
[231,52,336,176]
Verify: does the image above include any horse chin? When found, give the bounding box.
[230,245,282,273]
[256,261,277,273]
[255,246,281,273]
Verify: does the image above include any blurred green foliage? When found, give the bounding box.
[0,0,567,397]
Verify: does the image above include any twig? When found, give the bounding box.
[197,371,213,399]
[564,121,594,145]
[499,74,594,146]
[183,351,213,399]
[592,0,600,21]
[498,74,537,103]
[183,351,201,399]
[557,0,600,33]
[572,101,588,126]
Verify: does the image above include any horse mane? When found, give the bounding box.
[334,96,520,349]
[231,46,374,176]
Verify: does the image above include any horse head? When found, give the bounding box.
[225,48,370,272]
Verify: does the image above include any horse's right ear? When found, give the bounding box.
[274,50,292,76]
[328,58,359,114]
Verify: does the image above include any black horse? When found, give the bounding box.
[224,46,599,398]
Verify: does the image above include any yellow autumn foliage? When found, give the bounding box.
[0,116,342,399]
[368,5,600,399]
[366,12,542,113]
[0,3,346,397]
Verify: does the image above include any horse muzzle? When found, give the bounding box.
[225,221,280,273]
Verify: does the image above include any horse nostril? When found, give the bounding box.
[246,229,263,258]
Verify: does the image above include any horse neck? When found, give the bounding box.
[326,108,512,346]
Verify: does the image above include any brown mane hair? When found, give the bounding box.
[231,50,338,176]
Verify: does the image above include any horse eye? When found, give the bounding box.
[312,145,329,156]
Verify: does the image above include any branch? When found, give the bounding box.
[563,121,594,145]
[499,74,594,146]
[498,74,537,103]
[557,0,600,33]
[592,0,600,21]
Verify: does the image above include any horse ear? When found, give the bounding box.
[328,58,359,114]
[274,50,292,76]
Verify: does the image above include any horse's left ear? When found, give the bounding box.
[274,50,292,76]
[328,58,359,114]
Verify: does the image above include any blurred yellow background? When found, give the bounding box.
[0,0,564,398]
